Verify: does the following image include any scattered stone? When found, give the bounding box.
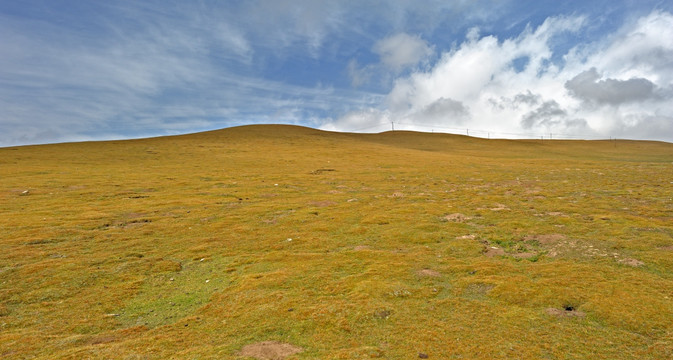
[239,341,303,360]
[389,192,405,198]
[419,352,429,358]
[20,190,30,196]
[347,198,359,202]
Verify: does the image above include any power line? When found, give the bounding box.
[374,121,606,140]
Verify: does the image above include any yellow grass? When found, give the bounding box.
[1,125,672,359]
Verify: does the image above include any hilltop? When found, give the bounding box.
[1,125,672,359]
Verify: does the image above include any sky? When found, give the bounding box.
[1,0,672,146]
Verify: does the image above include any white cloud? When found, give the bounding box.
[324,11,673,141]
[373,33,434,71]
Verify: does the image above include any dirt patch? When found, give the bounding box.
[389,192,405,198]
[443,213,472,223]
[417,269,441,277]
[353,245,370,251]
[484,246,505,257]
[239,341,303,360]
[545,307,586,318]
[489,203,509,211]
[456,234,476,240]
[374,309,393,319]
[84,335,117,345]
[310,168,335,175]
[618,258,644,267]
[309,200,336,207]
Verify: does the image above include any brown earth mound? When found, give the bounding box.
[444,213,471,223]
[239,341,303,360]
[417,269,441,277]
[545,307,586,318]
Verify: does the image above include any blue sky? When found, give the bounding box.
[1,0,672,146]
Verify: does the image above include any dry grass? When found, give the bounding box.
[1,125,672,359]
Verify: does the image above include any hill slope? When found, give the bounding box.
[2,125,673,359]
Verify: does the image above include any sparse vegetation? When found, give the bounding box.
[1,125,672,359]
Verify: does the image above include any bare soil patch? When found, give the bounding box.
[239,341,303,360]
[545,307,586,318]
[489,203,509,211]
[309,200,336,207]
[443,213,471,223]
[353,245,370,251]
[417,269,441,277]
[618,258,645,267]
[484,246,505,257]
[512,252,536,259]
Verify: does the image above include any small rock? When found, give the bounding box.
[419,352,429,358]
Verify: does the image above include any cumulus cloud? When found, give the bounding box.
[373,33,434,72]
[413,97,470,124]
[565,68,657,104]
[324,10,673,141]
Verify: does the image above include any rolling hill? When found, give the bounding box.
[2,125,673,359]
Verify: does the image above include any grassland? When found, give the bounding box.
[1,125,672,359]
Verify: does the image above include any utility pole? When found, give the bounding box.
[466,129,469,136]
[391,121,394,131]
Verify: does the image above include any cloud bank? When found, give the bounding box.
[323,11,673,141]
